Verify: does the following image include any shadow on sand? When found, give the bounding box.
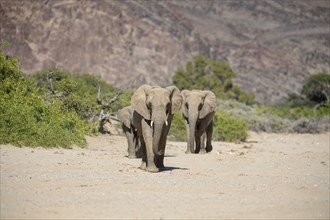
[160,166,189,172]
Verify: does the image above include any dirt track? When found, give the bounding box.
[1,132,329,219]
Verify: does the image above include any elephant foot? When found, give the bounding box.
[139,162,147,170]
[135,152,142,158]
[157,164,165,170]
[199,149,207,154]
[128,154,137,159]
[185,149,192,154]
[146,164,159,173]
[206,145,213,153]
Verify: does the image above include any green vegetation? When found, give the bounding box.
[213,111,248,142]
[1,47,328,148]
[254,72,330,133]
[0,52,88,147]
[170,55,253,141]
[168,113,186,141]
[172,57,329,139]
[301,72,330,104]
[218,97,329,134]
[172,55,255,104]
[0,49,131,148]
[168,110,248,142]
[32,69,118,122]
[261,72,330,120]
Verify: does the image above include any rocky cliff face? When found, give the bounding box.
[1,0,329,103]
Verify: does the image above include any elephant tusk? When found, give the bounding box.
[165,120,168,126]
[150,120,153,127]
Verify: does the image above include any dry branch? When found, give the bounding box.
[97,85,122,133]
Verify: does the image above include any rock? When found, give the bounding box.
[0,0,328,103]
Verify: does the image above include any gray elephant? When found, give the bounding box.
[181,90,217,154]
[117,106,141,159]
[131,84,183,172]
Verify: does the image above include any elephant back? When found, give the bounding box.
[117,106,133,128]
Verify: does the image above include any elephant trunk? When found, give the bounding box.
[152,121,164,156]
[188,114,198,153]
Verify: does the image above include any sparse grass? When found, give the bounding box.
[218,99,329,134]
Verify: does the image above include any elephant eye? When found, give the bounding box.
[185,102,189,109]
[147,102,152,112]
[166,103,170,115]
[198,103,203,111]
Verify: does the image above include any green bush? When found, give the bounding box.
[302,72,330,103]
[168,113,186,141]
[213,111,249,142]
[172,55,255,104]
[0,53,22,81]
[0,51,89,148]
[33,69,114,121]
[0,91,88,148]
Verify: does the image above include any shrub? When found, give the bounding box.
[0,75,89,148]
[301,72,330,103]
[291,117,330,134]
[168,113,186,141]
[0,52,22,81]
[213,111,249,142]
[172,55,254,104]
[0,51,89,148]
[218,98,329,134]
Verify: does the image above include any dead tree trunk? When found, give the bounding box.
[97,85,121,134]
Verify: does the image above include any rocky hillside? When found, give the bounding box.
[1,0,329,103]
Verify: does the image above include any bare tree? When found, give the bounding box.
[97,85,121,134]
[46,71,63,97]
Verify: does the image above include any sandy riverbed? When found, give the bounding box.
[1,132,329,219]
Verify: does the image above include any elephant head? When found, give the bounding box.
[117,106,132,129]
[181,90,217,153]
[131,84,182,156]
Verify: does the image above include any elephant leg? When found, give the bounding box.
[195,130,201,153]
[139,136,147,170]
[132,128,142,158]
[156,136,166,170]
[125,127,136,159]
[156,116,172,169]
[134,134,142,158]
[142,121,158,172]
[206,122,213,153]
[199,132,207,154]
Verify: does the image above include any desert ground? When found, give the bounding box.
[1,132,329,219]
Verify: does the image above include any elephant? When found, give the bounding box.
[181,90,217,154]
[117,106,141,159]
[131,84,183,172]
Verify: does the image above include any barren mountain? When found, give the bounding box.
[1,0,329,103]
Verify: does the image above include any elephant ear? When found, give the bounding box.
[166,86,183,114]
[117,106,132,128]
[131,84,152,120]
[181,90,190,118]
[199,90,217,119]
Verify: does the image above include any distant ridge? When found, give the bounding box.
[1,0,329,103]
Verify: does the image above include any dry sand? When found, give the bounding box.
[1,132,329,219]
